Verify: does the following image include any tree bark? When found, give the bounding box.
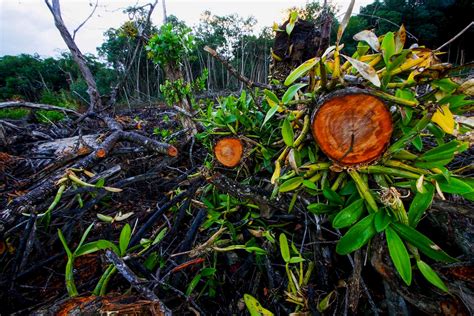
[45,0,101,114]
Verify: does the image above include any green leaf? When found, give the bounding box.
[391,223,457,263]
[317,290,336,312]
[336,214,376,255]
[282,83,307,104]
[97,213,114,223]
[303,180,317,190]
[281,119,294,147]
[279,233,290,263]
[432,175,474,196]
[386,226,412,285]
[374,209,391,232]
[381,32,395,66]
[279,177,303,193]
[432,78,459,94]
[119,224,131,256]
[152,227,168,245]
[307,203,339,214]
[95,178,105,188]
[57,229,73,258]
[289,256,305,264]
[186,273,202,296]
[332,199,365,229]
[244,294,274,316]
[75,240,119,257]
[284,57,320,86]
[408,183,434,227]
[416,260,449,292]
[77,223,94,251]
[264,89,279,107]
[262,104,279,127]
[323,187,344,205]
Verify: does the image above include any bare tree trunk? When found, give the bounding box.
[162,0,167,24]
[45,0,101,114]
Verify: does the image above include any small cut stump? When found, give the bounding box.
[311,90,393,166]
[214,137,244,168]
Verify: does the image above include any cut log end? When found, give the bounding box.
[167,146,178,157]
[312,91,393,166]
[214,137,243,168]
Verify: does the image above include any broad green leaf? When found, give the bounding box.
[416,260,449,292]
[418,140,467,161]
[391,223,457,263]
[119,224,131,256]
[337,0,355,44]
[438,94,473,111]
[307,203,339,214]
[323,187,344,205]
[432,78,459,94]
[336,214,376,255]
[281,119,294,147]
[282,83,307,104]
[303,180,317,190]
[75,240,118,257]
[432,105,455,134]
[279,176,303,193]
[386,226,412,285]
[433,175,474,196]
[264,89,279,107]
[374,209,391,232]
[262,104,279,127]
[332,199,365,229]
[381,32,395,66]
[342,54,381,87]
[408,183,434,227]
[279,233,290,262]
[284,57,320,86]
[244,294,274,316]
[353,30,380,52]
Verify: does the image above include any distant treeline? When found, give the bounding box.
[0,0,471,107]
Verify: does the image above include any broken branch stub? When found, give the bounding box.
[311,89,393,166]
[214,137,244,168]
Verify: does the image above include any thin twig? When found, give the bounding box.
[435,21,473,51]
[72,0,98,40]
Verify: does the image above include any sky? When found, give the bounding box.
[0,0,372,58]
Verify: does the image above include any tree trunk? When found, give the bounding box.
[45,0,101,113]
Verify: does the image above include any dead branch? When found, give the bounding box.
[0,101,80,116]
[105,250,172,316]
[72,0,98,40]
[45,0,102,114]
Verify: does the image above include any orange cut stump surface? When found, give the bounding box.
[312,93,393,166]
[214,138,243,168]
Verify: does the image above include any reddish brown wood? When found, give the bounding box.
[214,137,243,167]
[312,91,393,166]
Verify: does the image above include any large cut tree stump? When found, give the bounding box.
[311,89,393,166]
